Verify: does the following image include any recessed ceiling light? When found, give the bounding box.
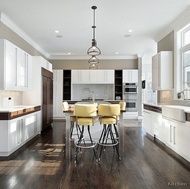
[55,30,59,33]
[116,52,119,54]
[128,29,133,33]
[56,35,63,38]
[124,34,131,37]
[68,52,71,55]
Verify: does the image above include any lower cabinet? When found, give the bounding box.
[0,112,40,156]
[143,110,162,137]
[162,117,190,161]
[143,110,190,162]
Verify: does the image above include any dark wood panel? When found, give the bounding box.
[42,67,53,79]
[42,68,53,131]
[143,104,162,113]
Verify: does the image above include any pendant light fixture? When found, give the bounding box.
[87,6,101,56]
[88,55,99,64]
[87,6,101,69]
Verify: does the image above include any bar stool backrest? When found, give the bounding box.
[119,101,126,111]
[98,104,120,117]
[62,101,69,111]
[74,104,97,117]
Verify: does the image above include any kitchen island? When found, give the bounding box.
[64,101,125,160]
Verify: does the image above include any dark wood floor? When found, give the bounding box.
[0,120,190,189]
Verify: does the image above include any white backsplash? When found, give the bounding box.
[72,84,114,101]
[0,91,23,108]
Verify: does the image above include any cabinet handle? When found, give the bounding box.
[170,125,172,143]
[173,127,176,145]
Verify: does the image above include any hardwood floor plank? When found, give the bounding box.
[0,120,190,189]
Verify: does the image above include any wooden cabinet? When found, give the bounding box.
[152,51,173,90]
[71,70,114,84]
[114,70,123,100]
[123,70,138,83]
[42,68,53,131]
[0,39,32,91]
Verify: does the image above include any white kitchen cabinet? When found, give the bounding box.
[0,39,32,91]
[71,70,114,84]
[0,111,39,156]
[143,109,162,137]
[72,70,90,84]
[143,110,153,136]
[162,117,190,161]
[33,56,52,72]
[152,51,173,90]
[24,113,37,140]
[162,118,177,149]
[53,70,64,118]
[123,70,138,83]
[175,122,190,161]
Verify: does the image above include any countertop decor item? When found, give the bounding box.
[87,6,101,69]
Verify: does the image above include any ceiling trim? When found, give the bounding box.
[155,5,190,42]
[0,12,49,58]
[49,54,138,60]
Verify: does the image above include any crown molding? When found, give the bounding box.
[49,54,138,60]
[155,5,190,42]
[0,12,49,58]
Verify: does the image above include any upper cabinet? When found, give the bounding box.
[71,70,114,84]
[123,70,138,83]
[0,39,32,91]
[33,56,52,72]
[152,51,173,90]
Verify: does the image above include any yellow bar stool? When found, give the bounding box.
[119,101,126,111]
[74,104,97,162]
[62,102,79,139]
[97,104,121,161]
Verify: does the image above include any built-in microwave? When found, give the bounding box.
[124,83,138,94]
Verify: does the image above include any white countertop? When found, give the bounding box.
[0,105,40,112]
[162,105,190,113]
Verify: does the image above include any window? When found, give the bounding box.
[180,26,190,90]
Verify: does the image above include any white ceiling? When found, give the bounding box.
[0,0,190,59]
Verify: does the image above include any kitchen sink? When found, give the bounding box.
[162,105,186,122]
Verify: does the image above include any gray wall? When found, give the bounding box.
[157,31,174,53]
[50,59,138,70]
[0,22,45,58]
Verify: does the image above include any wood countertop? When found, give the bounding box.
[0,105,41,120]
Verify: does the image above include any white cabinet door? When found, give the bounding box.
[143,110,153,136]
[90,70,104,83]
[0,39,32,91]
[104,70,114,84]
[162,118,178,151]
[9,118,24,151]
[123,70,138,83]
[152,51,173,90]
[24,113,37,140]
[4,40,18,90]
[53,70,64,118]
[72,70,90,83]
[175,122,190,161]
[79,70,90,83]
